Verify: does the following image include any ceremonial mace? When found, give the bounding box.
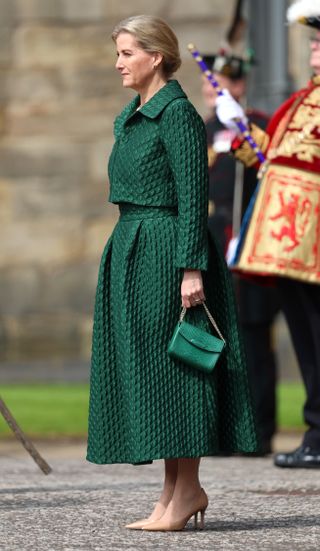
[187,44,266,164]
[0,396,52,475]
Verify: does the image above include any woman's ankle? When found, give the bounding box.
[159,481,176,506]
[171,482,203,502]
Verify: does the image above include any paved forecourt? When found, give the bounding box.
[1,437,320,551]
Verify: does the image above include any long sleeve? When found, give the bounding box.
[160,99,209,270]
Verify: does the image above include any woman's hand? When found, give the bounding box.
[181,269,205,308]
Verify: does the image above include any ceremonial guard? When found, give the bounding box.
[216,0,320,468]
[201,52,279,455]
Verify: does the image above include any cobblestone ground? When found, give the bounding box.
[1,438,320,551]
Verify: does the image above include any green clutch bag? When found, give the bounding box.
[168,303,226,373]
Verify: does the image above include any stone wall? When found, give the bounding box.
[0,0,237,363]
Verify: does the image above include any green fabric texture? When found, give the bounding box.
[108,80,208,271]
[87,80,258,465]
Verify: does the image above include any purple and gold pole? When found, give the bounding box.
[188,43,266,164]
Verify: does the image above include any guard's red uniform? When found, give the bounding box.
[233,75,320,453]
[233,75,320,284]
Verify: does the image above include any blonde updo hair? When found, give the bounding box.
[112,15,181,79]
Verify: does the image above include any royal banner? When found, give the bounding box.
[236,165,320,283]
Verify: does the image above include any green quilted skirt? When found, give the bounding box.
[87,204,258,464]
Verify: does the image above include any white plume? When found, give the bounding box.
[287,0,320,23]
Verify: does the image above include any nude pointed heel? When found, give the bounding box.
[125,518,157,530]
[125,501,167,529]
[142,489,208,532]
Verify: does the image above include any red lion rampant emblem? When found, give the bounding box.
[269,191,312,252]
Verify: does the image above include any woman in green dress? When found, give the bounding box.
[87,15,257,531]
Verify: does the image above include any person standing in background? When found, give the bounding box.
[201,52,280,455]
[216,0,320,468]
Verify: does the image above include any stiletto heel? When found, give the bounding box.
[199,508,205,529]
[194,511,198,529]
[193,507,206,530]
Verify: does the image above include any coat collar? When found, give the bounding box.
[124,80,187,124]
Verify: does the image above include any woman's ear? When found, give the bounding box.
[153,52,164,69]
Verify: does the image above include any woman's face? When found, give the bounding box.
[115,32,160,91]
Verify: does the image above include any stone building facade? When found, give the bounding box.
[0,0,240,364]
[0,0,311,367]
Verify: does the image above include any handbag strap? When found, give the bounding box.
[179,302,226,343]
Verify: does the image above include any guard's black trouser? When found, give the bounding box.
[235,276,279,447]
[241,322,277,446]
[278,278,320,450]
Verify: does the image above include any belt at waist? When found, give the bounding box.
[119,203,177,221]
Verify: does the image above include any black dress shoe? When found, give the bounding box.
[274,445,320,468]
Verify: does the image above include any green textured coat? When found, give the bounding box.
[87,80,258,465]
